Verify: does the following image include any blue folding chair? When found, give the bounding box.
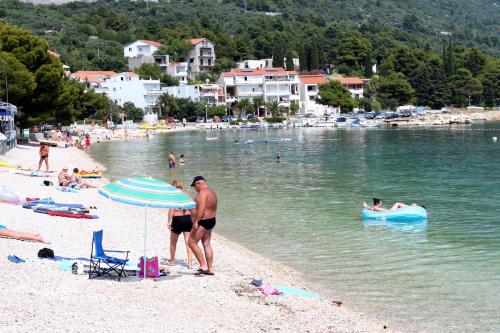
[88,230,129,281]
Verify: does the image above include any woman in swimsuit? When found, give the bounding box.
[0,225,48,243]
[167,180,195,268]
[37,143,49,172]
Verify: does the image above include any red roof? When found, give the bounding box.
[333,77,364,85]
[190,38,207,45]
[223,68,289,77]
[299,75,327,85]
[141,40,164,47]
[71,71,117,83]
[119,72,139,76]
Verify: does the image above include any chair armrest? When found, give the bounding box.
[104,249,130,253]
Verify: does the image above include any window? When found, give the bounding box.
[309,96,315,101]
[128,48,132,51]
[208,59,211,66]
[190,58,194,63]
[113,88,116,92]
[244,77,248,81]
[307,85,315,92]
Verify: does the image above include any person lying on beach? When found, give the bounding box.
[58,167,72,186]
[70,168,98,189]
[363,198,418,212]
[0,225,48,243]
[167,180,194,268]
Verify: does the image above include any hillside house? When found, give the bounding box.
[187,38,216,78]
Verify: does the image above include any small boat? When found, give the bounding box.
[206,137,218,141]
[245,139,254,144]
[362,206,427,221]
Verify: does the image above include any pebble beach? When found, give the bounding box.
[0,143,393,333]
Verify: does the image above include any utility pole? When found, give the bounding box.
[5,77,8,104]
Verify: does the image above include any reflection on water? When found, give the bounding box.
[363,218,429,232]
[92,125,500,333]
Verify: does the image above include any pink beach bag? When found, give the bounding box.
[139,256,159,278]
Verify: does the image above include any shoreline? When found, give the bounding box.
[0,144,395,332]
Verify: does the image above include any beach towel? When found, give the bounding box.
[56,186,80,193]
[258,283,283,296]
[47,211,97,219]
[272,286,322,300]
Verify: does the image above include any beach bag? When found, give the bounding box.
[38,248,54,259]
[139,256,159,278]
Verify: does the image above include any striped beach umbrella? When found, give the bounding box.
[99,177,196,279]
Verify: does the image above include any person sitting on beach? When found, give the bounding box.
[70,168,98,189]
[167,180,194,268]
[0,224,48,243]
[58,167,72,186]
[363,198,418,212]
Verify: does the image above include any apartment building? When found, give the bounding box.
[218,67,299,116]
[333,77,365,99]
[123,40,163,58]
[187,38,215,78]
[299,75,328,115]
[162,84,224,105]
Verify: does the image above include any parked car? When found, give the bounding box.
[221,116,229,122]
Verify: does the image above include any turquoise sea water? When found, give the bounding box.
[91,123,500,333]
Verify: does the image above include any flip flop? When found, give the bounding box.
[194,269,214,276]
[8,255,26,264]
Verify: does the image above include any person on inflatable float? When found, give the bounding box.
[363,198,419,212]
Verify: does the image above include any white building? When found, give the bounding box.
[238,59,273,70]
[218,67,299,116]
[71,71,117,88]
[187,38,216,78]
[80,72,160,113]
[166,61,189,85]
[333,77,365,99]
[123,40,164,58]
[299,75,330,116]
[238,58,300,71]
[162,84,224,105]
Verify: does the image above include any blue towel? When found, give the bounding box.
[272,285,322,300]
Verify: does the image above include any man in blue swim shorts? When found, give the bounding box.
[168,151,176,169]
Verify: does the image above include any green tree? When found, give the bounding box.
[122,102,144,122]
[290,102,300,116]
[236,99,251,116]
[318,80,356,112]
[285,49,295,70]
[449,68,483,106]
[481,65,500,107]
[156,93,178,119]
[413,57,449,108]
[266,101,280,117]
[464,48,487,76]
[376,72,415,110]
[252,96,264,116]
[135,63,162,80]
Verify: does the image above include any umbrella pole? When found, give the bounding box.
[144,204,147,280]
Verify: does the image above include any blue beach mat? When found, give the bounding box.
[273,285,323,300]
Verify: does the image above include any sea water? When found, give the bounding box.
[92,123,500,333]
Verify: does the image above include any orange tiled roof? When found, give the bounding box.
[119,72,139,76]
[223,67,288,77]
[299,75,327,85]
[71,71,117,83]
[141,40,164,47]
[333,77,364,85]
[190,38,207,45]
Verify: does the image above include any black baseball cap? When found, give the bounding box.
[190,176,206,187]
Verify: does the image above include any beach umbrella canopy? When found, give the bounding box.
[99,177,196,279]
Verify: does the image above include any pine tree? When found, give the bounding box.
[285,49,295,70]
[363,52,373,77]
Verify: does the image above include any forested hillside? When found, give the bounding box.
[1,0,499,114]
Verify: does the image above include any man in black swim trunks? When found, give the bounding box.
[188,176,218,276]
